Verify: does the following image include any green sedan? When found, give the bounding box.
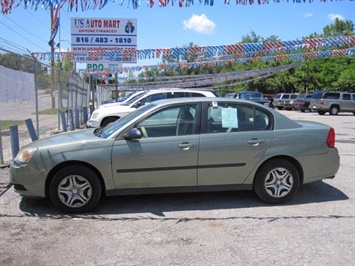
[10,97,340,213]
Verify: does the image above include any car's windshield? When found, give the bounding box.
[99,104,156,138]
[241,92,262,98]
[121,92,147,106]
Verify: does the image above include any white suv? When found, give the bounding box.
[87,88,220,127]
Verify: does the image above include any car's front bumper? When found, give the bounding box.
[10,162,47,198]
[86,119,100,128]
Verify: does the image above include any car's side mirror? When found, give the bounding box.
[123,128,142,140]
[132,102,142,109]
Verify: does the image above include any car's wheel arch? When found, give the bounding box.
[252,155,304,188]
[45,161,106,199]
[100,116,120,127]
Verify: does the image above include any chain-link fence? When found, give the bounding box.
[0,59,111,165]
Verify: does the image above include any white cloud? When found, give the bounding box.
[328,14,344,21]
[183,14,216,35]
[304,12,313,18]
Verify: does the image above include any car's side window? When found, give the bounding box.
[343,94,351,100]
[207,103,271,133]
[136,104,197,138]
[166,92,187,98]
[140,93,164,105]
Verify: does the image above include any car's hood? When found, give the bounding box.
[22,129,104,150]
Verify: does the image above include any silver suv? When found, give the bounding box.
[310,91,355,115]
[273,93,298,110]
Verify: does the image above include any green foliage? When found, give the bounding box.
[0,120,24,131]
[323,18,354,37]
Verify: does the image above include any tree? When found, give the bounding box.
[240,31,263,43]
[323,18,354,37]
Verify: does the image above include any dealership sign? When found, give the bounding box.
[86,62,123,72]
[71,18,137,63]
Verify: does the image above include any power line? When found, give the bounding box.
[3,14,49,44]
[0,21,49,53]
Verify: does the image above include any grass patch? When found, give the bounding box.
[32,108,66,115]
[0,120,24,131]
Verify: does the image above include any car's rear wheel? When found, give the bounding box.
[254,159,300,204]
[49,165,102,213]
[277,107,283,110]
[329,106,339,115]
[317,111,326,115]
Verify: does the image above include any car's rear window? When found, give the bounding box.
[311,92,324,99]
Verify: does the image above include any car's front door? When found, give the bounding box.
[111,103,200,189]
[198,102,274,186]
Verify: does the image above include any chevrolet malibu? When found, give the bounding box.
[10,98,340,213]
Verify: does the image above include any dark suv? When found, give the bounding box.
[310,91,355,115]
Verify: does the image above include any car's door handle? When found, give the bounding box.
[177,142,197,150]
[247,138,265,146]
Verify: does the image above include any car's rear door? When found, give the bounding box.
[111,103,200,189]
[197,102,274,186]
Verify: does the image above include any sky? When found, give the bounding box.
[0,0,354,69]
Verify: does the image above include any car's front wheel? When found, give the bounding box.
[317,111,326,115]
[254,159,300,204]
[49,165,102,213]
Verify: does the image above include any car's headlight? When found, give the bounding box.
[91,112,99,119]
[14,147,38,164]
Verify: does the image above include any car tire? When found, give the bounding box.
[301,109,305,112]
[254,159,300,204]
[329,106,339,116]
[49,165,102,213]
[277,107,283,110]
[317,111,326,115]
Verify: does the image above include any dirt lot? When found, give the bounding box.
[0,110,354,266]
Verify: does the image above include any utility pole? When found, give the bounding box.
[50,7,56,108]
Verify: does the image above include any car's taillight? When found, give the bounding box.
[327,128,335,148]
[320,99,324,105]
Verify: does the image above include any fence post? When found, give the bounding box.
[60,111,67,132]
[75,109,80,129]
[9,125,19,159]
[25,118,38,141]
[83,106,88,124]
[0,122,3,165]
[69,109,75,131]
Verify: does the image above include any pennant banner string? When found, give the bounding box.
[2,0,354,14]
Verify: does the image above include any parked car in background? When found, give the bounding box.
[10,97,340,213]
[310,91,355,115]
[273,93,298,110]
[224,91,269,106]
[87,88,220,127]
[98,90,146,109]
[293,94,312,112]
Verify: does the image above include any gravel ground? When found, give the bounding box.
[0,110,354,266]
